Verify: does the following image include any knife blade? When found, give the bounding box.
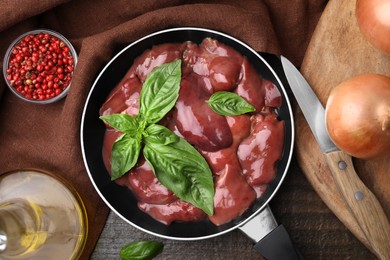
[281,56,390,259]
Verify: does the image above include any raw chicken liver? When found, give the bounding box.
[100,38,284,226]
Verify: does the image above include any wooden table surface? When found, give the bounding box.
[90,158,377,259]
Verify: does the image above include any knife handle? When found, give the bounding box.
[325,151,390,259]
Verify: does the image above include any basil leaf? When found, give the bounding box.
[139,59,182,124]
[120,241,163,260]
[207,91,256,116]
[111,134,141,180]
[144,124,179,145]
[100,114,139,134]
[144,126,214,216]
[100,61,216,215]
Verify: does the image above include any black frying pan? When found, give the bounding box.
[81,27,298,259]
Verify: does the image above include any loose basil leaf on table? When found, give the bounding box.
[206,91,256,116]
[120,241,164,260]
[143,124,215,216]
[139,59,182,124]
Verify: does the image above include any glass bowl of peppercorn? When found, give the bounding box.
[2,29,77,104]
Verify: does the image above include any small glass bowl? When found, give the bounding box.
[2,29,78,104]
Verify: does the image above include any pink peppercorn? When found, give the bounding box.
[4,30,76,102]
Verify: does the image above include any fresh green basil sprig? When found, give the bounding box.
[120,241,163,260]
[100,60,214,216]
[206,91,256,116]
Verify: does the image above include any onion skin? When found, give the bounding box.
[325,73,390,160]
[356,0,390,55]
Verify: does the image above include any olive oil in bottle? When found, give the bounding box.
[0,170,87,260]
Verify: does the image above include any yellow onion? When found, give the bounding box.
[325,73,390,159]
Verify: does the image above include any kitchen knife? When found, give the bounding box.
[281,56,390,259]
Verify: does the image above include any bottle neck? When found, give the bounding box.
[0,231,7,253]
[0,200,41,257]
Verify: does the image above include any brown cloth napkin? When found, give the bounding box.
[0,0,327,259]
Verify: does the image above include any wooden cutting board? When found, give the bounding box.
[298,0,390,256]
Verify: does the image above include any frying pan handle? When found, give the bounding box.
[254,224,304,260]
[239,206,304,260]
